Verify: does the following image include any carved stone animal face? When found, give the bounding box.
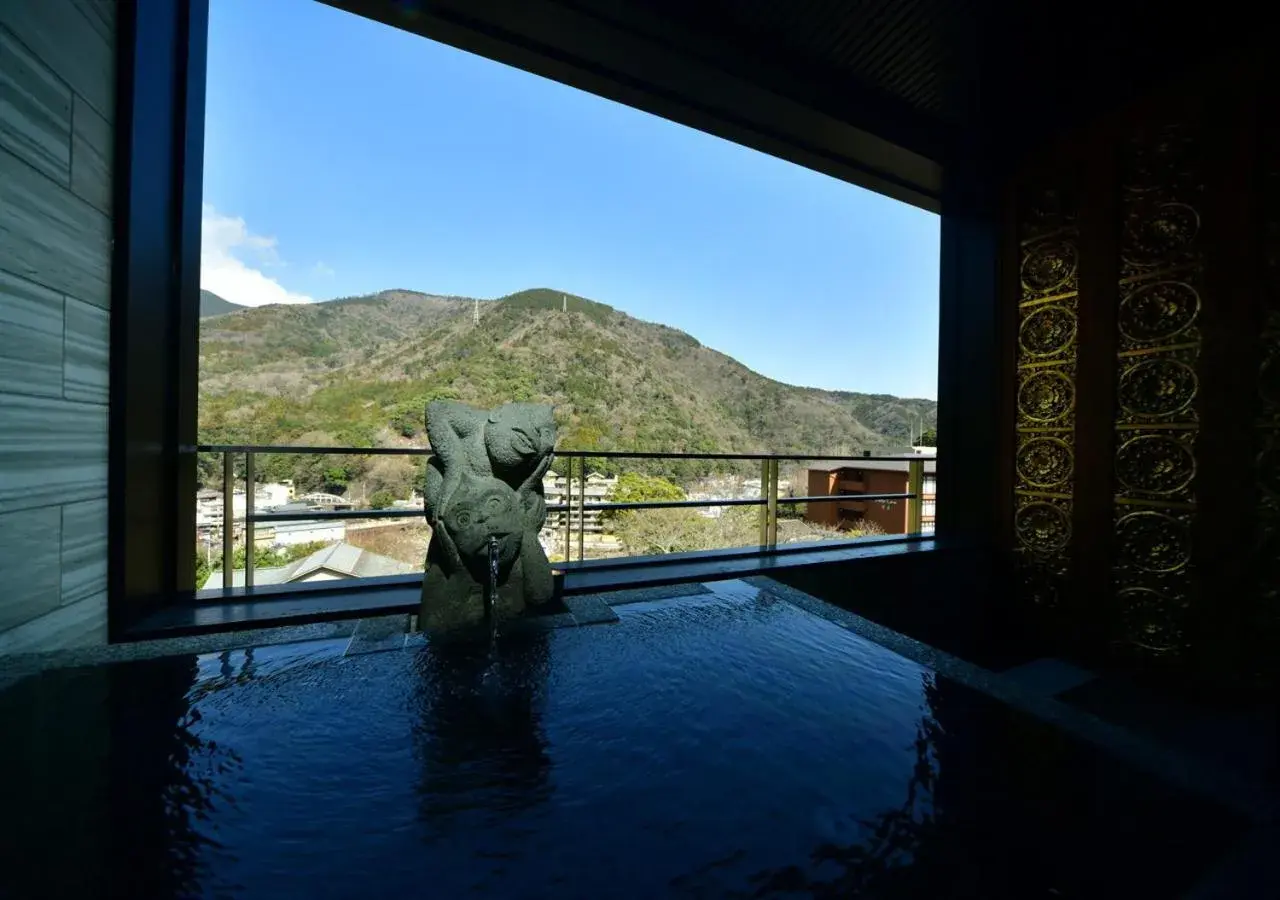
[484,403,555,475]
[440,475,523,576]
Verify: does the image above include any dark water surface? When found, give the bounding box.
[0,581,1240,898]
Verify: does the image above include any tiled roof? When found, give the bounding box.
[201,542,417,589]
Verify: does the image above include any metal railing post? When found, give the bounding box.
[577,457,586,562]
[758,458,770,546]
[188,445,931,593]
[907,458,924,536]
[766,458,779,548]
[245,451,256,587]
[222,451,233,589]
[563,457,572,561]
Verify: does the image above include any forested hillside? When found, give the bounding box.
[198,287,936,488]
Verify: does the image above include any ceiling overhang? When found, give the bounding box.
[323,0,947,211]
[322,0,1258,212]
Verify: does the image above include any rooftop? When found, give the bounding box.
[806,455,938,475]
[201,542,417,589]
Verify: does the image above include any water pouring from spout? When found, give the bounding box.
[485,535,500,647]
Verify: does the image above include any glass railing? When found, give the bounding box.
[193,445,933,596]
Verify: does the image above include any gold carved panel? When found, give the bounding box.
[1113,507,1194,654]
[1014,187,1078,607]
[1112,123,1203,657]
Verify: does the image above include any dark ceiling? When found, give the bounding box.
[563,0,1251,163]
[571,0,984,123]
[326,0,1253,207]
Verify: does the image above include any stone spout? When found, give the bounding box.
[418,401,558,634]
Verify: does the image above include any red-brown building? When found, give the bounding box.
[804,456,936,536]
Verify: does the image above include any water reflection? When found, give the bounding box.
[734,670,1220,899]
[218,646,255,681]
[734,672,1068,898]
[0,655,242,899]
[410,630,553,828]
[109,656,244,899]
[652,671,943,899]
[0,597,1240,899]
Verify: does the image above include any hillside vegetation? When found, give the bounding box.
[200,289,247,317]
[199,288,936,484]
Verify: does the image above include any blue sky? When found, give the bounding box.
[202,0,940,399]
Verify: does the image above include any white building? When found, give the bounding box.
[691,476,791,518]
[269,519,346,547]
[204,482,299,519]
[542,471,617,535]
[256,481,294,509]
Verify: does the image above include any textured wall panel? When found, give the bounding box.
[0,270,63,399]
[0,0,113,650]
[1110,123,1205,658]
[1013,186,1079,609]
[0,23,71,182]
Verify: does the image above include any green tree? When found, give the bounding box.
[603,472,686,527]
[388,405,420,438]
[291,454,358,495]
[369,489,396,510]
[195,552,212,590]
[606,472,685,504]
[364,456,417,500]
[229,545,290,570]
[280,541,330,562]
[917,427,937,447]
[612,507,712,555]
[611,503,867,559]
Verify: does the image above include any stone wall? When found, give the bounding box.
[0,0,115,652]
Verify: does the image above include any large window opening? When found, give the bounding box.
[194,0,940,594]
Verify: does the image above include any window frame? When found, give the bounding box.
[109,0,207,640]
[109,0,999,638]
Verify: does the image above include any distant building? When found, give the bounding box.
[804,453,936,535]
[201,541,416,589]
[268,518,347,547]
[226,482,297,517]
[688,475,790,518]
[542,471,617,535]
[195,481,296,536]
[257,481,294,509]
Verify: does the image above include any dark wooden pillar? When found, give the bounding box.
[1071,137,1120,659]
[935,139,1004,628]
[936,143,1001,551]
[1192,73,1262,682]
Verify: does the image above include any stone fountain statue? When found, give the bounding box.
[419,400,557,633]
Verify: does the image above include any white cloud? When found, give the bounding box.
[200,204,315,306]
[312,261,336,279]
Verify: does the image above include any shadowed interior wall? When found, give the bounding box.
[1005,58,1277,689]
[0,0,115,652]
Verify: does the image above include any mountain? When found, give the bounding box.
[198,288,937,463]
[200,289,247,317]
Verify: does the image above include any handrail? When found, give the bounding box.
[197,444,932,590]
[241,492,918,523]
[193,443,930,463]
